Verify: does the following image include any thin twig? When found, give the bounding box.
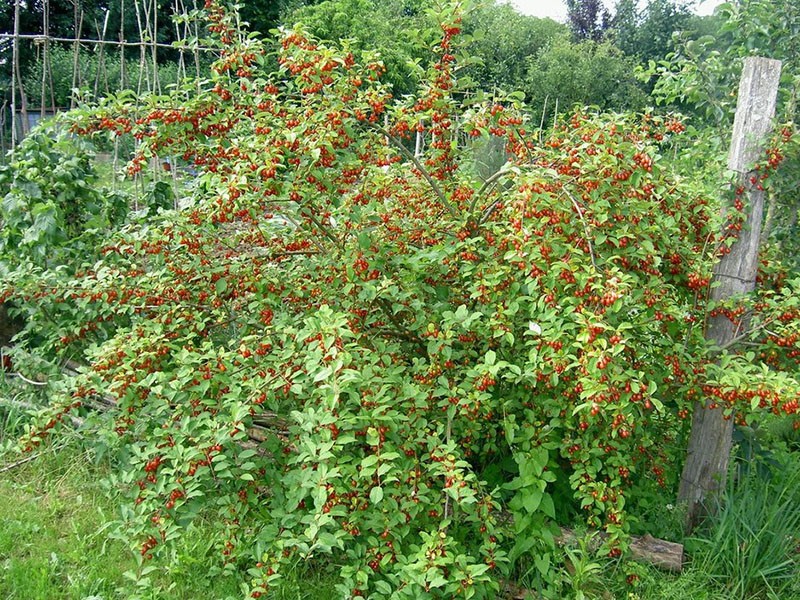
[443,412,452,519]
[469,166,514,216]
[711,314,780,354]
[539,95,548,144]
[299,206,342,249]
[369,123,457,217]
[0,453,38,474]
[376,298,427,354]
[478,194,505,226]
[12,372,47,386]
[560,188,598,272]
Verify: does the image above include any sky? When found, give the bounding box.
[509,0,725,22]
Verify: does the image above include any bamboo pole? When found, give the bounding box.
[70,3,85,109]
[39,0,48,118]
[151,0,160,94]
[192,0,202,90]
[94,9,112,98]
[12,0,31,144]
[0,33,216,51]
[0,101,7,156]
[134,0,148,96]
[120,0,126,90]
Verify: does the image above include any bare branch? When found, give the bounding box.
[469,166,515,216]
[0,453,38,474]
[12,372,48,386]
[368,123,457,218]
[560,188,598,272]
[711,314,780,354]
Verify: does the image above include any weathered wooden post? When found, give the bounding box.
[678,57,782,531]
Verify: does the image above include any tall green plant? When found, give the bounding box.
[0,121,127,273]
[461,4,566,94]
[524,37,649,118]
[648,0,800,126]
[690,460,800,599]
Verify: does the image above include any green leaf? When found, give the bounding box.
[454,304,469,322]
[522,488,543,513]
[534,553,551,576]
[540,494,555,519]
[369,486,384,505]
[361,455,379,468]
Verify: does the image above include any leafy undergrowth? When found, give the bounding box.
[2,375,799,599]
[0,441,340,600]
[2,436,798,600]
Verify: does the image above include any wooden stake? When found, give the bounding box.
[11,0,30,143]
[678,57,782,532]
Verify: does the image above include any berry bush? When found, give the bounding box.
[6,2,800,598]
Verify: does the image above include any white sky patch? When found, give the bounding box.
[506,0,725,22]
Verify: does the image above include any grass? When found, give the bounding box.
[508,451,800,600]
[0,439,345,599]
[0,442,245,599]
[0,369,341,600]
[687,458,800,600]
[3,445,799,600]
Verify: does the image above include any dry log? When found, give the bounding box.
[503,528,684,597]
[556,527,683,572]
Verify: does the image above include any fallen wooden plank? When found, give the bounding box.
[556,527,683,572]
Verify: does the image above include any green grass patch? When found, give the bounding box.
[0,441,344,599]
[0,444,243,599]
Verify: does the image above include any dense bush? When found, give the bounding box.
[0,122,127,273]
[5,2,800,598]
[461,3,566,94]
[285,0,434,97]
[524,37,649,119]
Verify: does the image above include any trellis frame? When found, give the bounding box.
[4,0,212,148]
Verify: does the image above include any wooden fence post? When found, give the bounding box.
[678,56,782,531]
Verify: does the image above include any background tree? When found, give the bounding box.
[612,0,690,62]
[650,0,800,271]
[523,36,649,117]
[566,0,611,41]
[612,0,638,54]
[638,0,690,62]
[285,0,431,96]
[238,0,305,35]
[1,0,74,102]
[461,3,566,93]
